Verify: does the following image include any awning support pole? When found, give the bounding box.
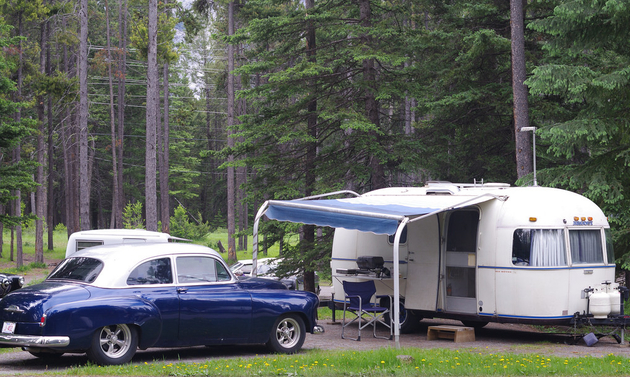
[392,217,409,349]
[252,201,270,277]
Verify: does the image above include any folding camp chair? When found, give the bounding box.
[341,280,392,341]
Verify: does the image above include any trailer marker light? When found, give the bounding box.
[588,217,593,221]
[529,217,537,222]
[581,217,586,221]
[574,216,579,221]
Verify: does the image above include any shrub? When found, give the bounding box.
[169,205,210,240]
[123,202,145,229]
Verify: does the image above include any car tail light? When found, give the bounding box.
[39,314,47,327]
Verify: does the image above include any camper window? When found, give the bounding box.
[605,229,615,264]
[512,229,567,267]
[387,226,407,245]
[569,230,603,264]
[77,240,104,251]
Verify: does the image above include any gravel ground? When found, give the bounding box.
[305,316,630,358]
[1,313,628,376]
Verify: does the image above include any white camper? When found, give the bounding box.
[65,229,186,258]
[253,182,625,345]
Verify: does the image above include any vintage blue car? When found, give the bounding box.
[0,243,322,365]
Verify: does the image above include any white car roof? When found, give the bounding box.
[66,243,226,288]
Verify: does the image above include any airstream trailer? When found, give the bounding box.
[65,229,187,258]
[253,182,628,344]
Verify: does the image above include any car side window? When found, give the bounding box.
[177,256,231,283]
[127,258,173,285]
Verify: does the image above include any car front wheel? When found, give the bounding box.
[86,324,138,365]
[266,314,305,354]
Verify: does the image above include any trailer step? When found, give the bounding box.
[427,325,475,343]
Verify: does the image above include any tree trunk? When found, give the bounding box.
[79,0,90,230]
[35,16,47,263]
[14,12,24,268]
[61,15,75,236]
[160,63,170,233]
[359,0,385,190]
[226,0,237,262]
[104,0,119,229]
[511,0,532,180]
[47,32,54,250]
[301,0,317,294]
[116,0,128,227]
[145,0,159,231]
[237,85,246,251]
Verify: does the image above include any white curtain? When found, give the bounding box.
[531,229,567,267]
[570,230,603,264]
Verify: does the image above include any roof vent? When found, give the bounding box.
[425,181,458,195]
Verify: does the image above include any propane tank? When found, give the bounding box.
[607,282,621,315]
[589,286,611,319]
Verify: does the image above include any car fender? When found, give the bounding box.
[250,290,319,343]
[44,296,162,351]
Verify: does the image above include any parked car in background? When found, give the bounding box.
[0,243,322,365]
[0,272,24,298]
[231,258,320,294]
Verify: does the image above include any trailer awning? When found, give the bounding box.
[252,191,503,348]
[264,194,497,235]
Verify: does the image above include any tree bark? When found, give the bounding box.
[145,0,159,231]
[105,0,119,229]
[35,16,47,263]
[302,0,317,293]
[160,63,170,233]
[226,0,237,262]
[14,12,24,268]
[79,0,90,230]
[359,0,385,190]
[511,0,533,180]
[116,0,128,227]
[46,29,54,249]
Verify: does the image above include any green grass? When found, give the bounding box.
[0,229,66,275]
[0,228,281,271]
[202,228,283,263]
[40,348,630,376]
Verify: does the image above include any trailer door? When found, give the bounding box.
[404,215,440,310]
[444,209,479,314]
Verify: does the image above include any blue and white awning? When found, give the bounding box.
[264,194,497,235]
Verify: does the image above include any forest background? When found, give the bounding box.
[0,0,629,290]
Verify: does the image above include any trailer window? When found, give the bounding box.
[569,230,603,264]
[512,229,567,266]
[605,229,615,264]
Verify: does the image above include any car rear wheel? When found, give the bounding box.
[266,314,305,354]
[86,324,138,365]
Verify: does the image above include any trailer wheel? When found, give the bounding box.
[380,298,420,334]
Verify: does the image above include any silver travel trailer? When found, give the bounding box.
[65,229,187,258]
[253,182,628,346]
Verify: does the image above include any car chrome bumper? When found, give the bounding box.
[313,325,325,334]
[0,333,69,348]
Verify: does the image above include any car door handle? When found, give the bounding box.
[177,288,188,294]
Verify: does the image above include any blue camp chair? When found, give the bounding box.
[341,280,392,341]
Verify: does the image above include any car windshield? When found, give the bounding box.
[48,257,104,283]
